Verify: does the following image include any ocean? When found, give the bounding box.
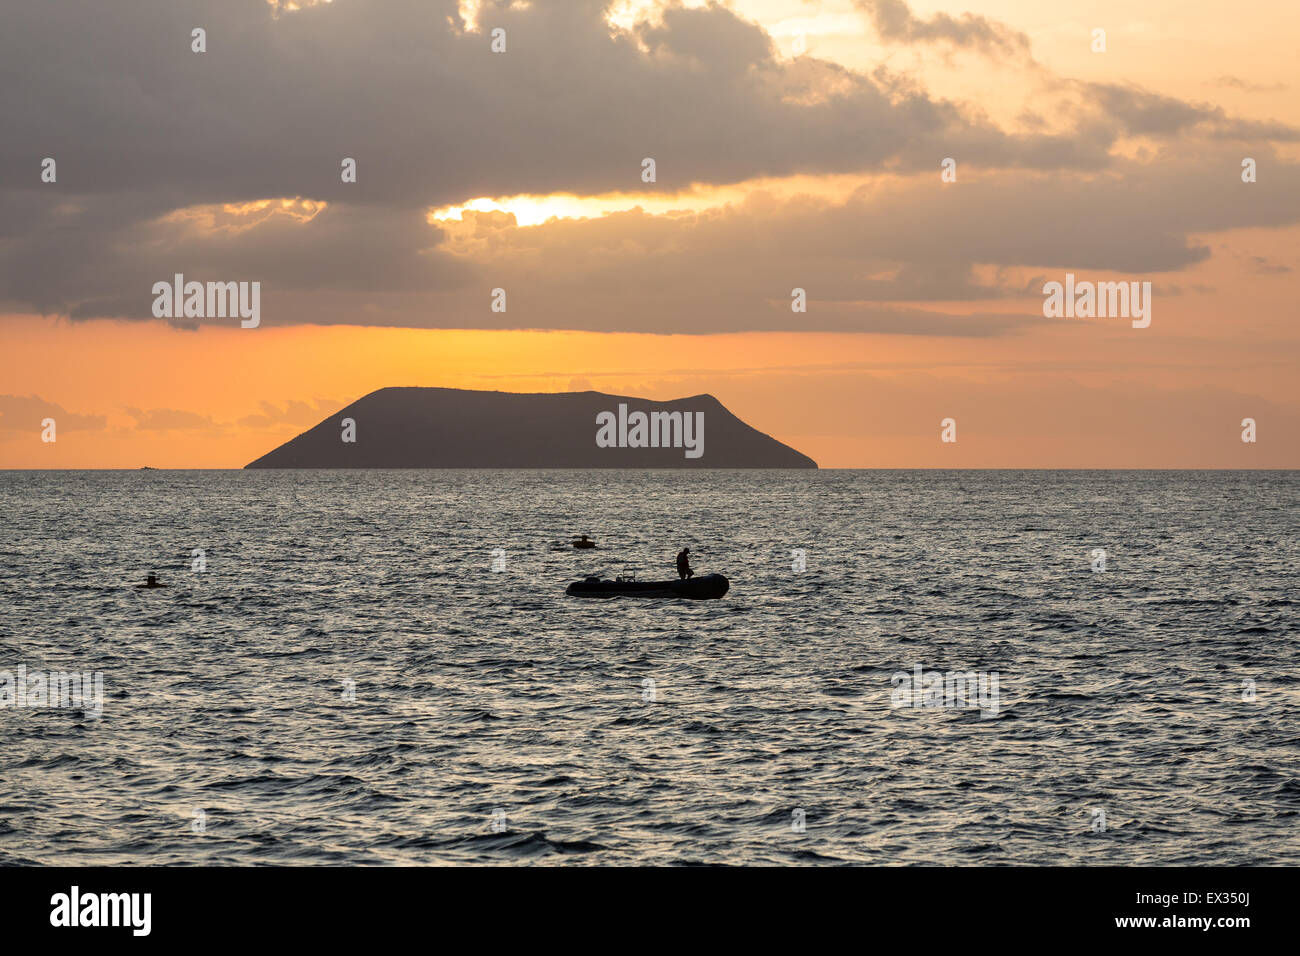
[1,469,1296,865]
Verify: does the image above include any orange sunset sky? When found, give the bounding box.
[1,0,1297,468]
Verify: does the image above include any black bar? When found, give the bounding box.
[0,866,1273,942]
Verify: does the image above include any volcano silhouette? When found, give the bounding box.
[244,387,817,468]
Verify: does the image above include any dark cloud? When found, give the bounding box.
[0,0,1295,332]
[123,407,222,431]
[237,398,346,428]
[1245,256,1291,275]
[1077,82,1300,142]
[8,143,1298,333]
[855,0,1031,58]
[636,3,776,73]
[94,399,345,434]
[0,0,1056,205]
[0,395,106,432]
[1209,75,1288,93]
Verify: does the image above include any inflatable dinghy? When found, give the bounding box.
[565,572,729,600]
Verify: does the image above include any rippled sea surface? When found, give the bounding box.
[1,470,1296,865]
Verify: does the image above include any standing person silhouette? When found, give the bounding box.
[676,547,693,580]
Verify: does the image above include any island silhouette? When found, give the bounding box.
[245,387,816,468]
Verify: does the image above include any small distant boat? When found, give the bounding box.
[566,572,729,600]
[572,535,597,549]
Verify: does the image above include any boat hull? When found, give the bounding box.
[566,573,729,600]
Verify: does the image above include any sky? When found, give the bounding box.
[1,0,1296,468]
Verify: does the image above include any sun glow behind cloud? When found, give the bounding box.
[266,0,333,13]
[162,198,327,233]
[426,172,898,228]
